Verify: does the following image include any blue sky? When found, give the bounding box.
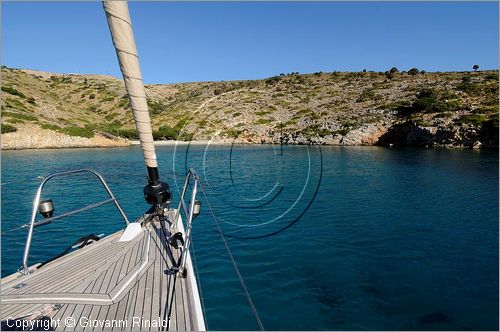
[2,1,498,84]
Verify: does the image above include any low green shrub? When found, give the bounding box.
[316,128,332,137]
[85,121,121,137]
[356,89,376,102]
[175,118,189,129]
[399,89,462,115]
[457,82,482,94]
[385,71,394,79]
[459,114,487,126]
[413,118,433,127]
[255,118,273,125]
[147,99,166,114]
[117,95,130,108]
[178,132,194,141]
[198,120,207,129]
[50,76,64,84]
[474,105,499,114]
[1,123,17,133]
[98,124,138,139]
[265,76,281,85]
[1,111,38,122]
[282,119,297,127]
[485,73,499,81]
[153,125,178,140]
[104,113,118,121]
[59,125,94,138]
[333,128,350,136]
[41,123,62,131]
[4,98,28,112]
[1,86,26,98]
[224,128,241,138]
[6,118,24,124]
[408,68,420,75]
[389,67,399,74]
[118,129,138,139]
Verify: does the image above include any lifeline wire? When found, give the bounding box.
[1,224,28,236]
[198,181,265,331]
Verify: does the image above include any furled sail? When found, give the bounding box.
[103,0,169,205]
[102,1,156,169]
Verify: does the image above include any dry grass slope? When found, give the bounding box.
[1,66,498,148]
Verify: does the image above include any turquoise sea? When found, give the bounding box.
[1,145,498,330]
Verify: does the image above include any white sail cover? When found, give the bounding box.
[102,1,157,168]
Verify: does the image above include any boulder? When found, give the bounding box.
[472,141,482,149]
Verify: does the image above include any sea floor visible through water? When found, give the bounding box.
[1,145,498,330]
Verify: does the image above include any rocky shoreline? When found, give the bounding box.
[2,120,497,150]
[257,120,498,149]
[1,124,130,150]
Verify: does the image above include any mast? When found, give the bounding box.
[102,1,169,206]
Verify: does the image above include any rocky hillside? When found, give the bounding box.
[1,66,498,149]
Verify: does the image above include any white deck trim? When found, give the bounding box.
[177,212,206,331]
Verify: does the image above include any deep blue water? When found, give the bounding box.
[1,145,498,330]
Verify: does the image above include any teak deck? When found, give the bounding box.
[1,213,205,331]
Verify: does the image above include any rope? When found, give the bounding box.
[38,233,101,268]
[198,181,265,331]
[149,218,172,269]
[166,274,178,331]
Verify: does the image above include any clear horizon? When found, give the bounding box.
[2,65,499,85]
[2,1,498,84]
